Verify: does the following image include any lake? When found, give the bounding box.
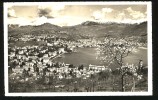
[54,48,103,67]
[123,47,147,66]
[54,47,147,68]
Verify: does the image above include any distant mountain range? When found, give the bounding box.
[8,21,147,40]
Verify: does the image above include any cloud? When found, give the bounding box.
[145,11,147,15]
[91,10,103,20]
[125,7,146,19]
[8,17,34,26]
[102,8,113,13]
[53,4,65,11]
[30,15,90,26]
[118,12,125,16]
[114,10,146,24]
[38,8,54,18]
[91,8,113,20]
[31,16,48,25]
[130,12,145,19]
[8,8,16,18]
[38,7,54,18]
[37,4,65,18]
[116,12,126,20]
[111,7,147,23]
[126,7,133,12]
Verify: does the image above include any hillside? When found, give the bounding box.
[59,21,147,40]
[8,21,147,40]
[8,23,60,35]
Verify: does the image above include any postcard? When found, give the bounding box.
[4,1,152,96]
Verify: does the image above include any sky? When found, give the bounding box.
[6,3,148,26]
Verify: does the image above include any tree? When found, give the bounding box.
[90,74,96,92]
[55,62,60,68]
[69,64,75,68]
[38,53,44,58]
[98,37,140,91]
[120,64,143,91]
[98,70,110,81]
[78,64,84,70]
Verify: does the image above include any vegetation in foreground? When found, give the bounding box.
[9,66,147,92]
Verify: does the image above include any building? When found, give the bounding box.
[58,48,65,54]
[43,57,50,64]
[89,64,106,72]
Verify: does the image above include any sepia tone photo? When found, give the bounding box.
[4,2,152,96]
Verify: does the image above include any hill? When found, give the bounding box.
[8,23,61,36]
[60,21,147,40]
[8,21,147,40]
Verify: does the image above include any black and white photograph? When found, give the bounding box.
[4,2,152,96]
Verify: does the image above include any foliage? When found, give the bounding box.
[97,37,144,91]
[98,37,139,66]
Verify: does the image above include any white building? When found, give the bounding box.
[43,57,50,63]
[58,48,65,54]
[89,64,106,72]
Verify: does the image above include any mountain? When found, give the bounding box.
[60,21,147,39]
[8,23,61,36]
[80,21,100,26]
[121,21,147,36]
[33,23,60,29]
[8,21,147,40]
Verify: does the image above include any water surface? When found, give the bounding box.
[54,47,147,68]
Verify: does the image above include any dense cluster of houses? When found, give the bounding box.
[9,34,103,49]
[9,46,111,83]
[8,34,146,85]
[103,37,147,47]
[8,35,112,84]
[77,38,102,47]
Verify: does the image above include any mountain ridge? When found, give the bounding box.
[8,21,147,40]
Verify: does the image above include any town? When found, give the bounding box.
[8,34,147,92]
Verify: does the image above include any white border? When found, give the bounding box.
[4,1,151,6]
[4,1,152,96]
